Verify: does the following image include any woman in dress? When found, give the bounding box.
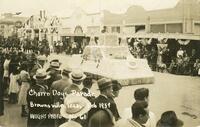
[18,62,31,117]
[8,67,20,104]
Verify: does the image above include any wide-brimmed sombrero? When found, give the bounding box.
[60,94,91,119]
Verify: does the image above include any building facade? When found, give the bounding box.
[0,13,26,38]
[18,10,62,46]
[107,0,200,39]
[19,0,200,45]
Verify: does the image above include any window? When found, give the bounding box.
[135,25,145,33]
[111,26,120,33]
[150,24,165,33]
[166,23,182,33]
[1,25,4,29]
[116,27,120,33]
[194,23,200,34]
[124,26,135,34]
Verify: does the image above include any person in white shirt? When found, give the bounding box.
[3,53,11,98]
[121,88,156,127]
[117,101,149,127]
[177,47,184,58]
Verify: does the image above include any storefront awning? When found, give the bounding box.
[125,33,200,40]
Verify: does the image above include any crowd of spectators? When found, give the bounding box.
[128,39,200,76]
[0,47,185,127]
[1,36,199,127]
[0,36,50,56]
[53,40,84,55]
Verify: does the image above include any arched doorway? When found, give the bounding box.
[74,25,83,35]
[73,25,86,54]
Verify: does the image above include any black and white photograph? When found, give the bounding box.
[0,0,200,127]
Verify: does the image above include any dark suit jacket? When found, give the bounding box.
[52,78,71,93]
[47,69,62,87]
[27,84,54,127]
[108,97,121,121]
[88,95,119,122]
[63,83,80,94]
[81,87,95,102]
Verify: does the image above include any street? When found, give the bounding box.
[0,54,200,127]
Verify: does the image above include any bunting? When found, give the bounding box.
[178,39,190,45]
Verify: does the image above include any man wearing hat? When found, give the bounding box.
[27,69,54,127]
[47,59,62,87]
[60,94,92,127]
[52,66,72,93]
[156,111,183,127]
[112,80,122,98]
[88,78,119,122]
[37,53,47,68]
[59,94,92,127]
[29,53,45,87]
[107,80,122,121]
[81,76,95,102]
[46,59,62,72]
[51,66,73,127]
[29,53,44,78]
[63,68,86,94]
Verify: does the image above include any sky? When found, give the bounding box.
[0,0,179,17]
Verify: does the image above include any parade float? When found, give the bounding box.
[68,34,154,86]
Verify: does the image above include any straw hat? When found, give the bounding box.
[69,69,86,81]
[50,59,61,69]
[37,55,47,61]
[62,65,72,76]
[33,69,50,80]
[59,121,82,127]
[60,94,91,119]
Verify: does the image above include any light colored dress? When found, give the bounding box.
[8,73,20,94]
[3,59,11,78]
[18,70,30,105]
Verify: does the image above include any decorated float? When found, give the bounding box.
[68,34,154,86]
